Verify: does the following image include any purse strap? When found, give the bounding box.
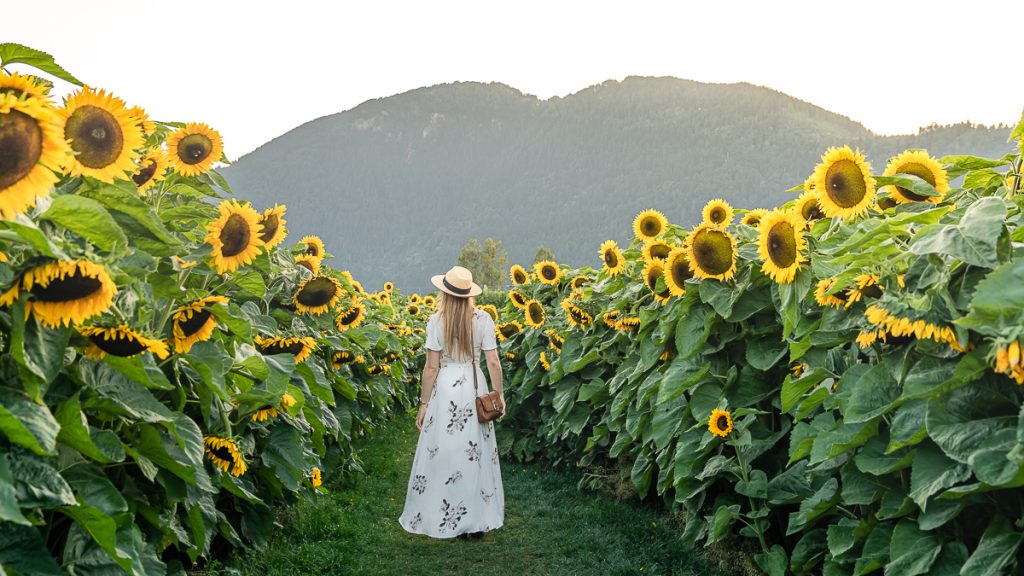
[471,313,479,393]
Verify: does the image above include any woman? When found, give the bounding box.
[398,265,506,540]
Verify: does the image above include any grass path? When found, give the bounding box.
[213,416,717,576]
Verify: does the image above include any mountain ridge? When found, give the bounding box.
[221,76,1011,291]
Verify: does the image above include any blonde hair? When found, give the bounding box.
[436,291,475,361]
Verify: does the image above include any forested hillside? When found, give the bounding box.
[222,76,1010,290]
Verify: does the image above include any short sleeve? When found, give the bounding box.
[479,311,498,351]
[425,314,443,352]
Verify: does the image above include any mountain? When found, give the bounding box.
[221,77,1012,292]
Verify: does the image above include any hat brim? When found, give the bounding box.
[430,274,482,297]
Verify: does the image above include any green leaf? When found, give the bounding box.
[853,523,893,576]
[8,450,76,508]
[0,219,60,257]
[735,469,768,499]
[786,478,839,535]
[656,359,710,404]
[78,182,180,247]
[40,195,127,252]
[745,337,787,371]
[9,311,70,402]
[60,504,132,571]
[262,425,306,491]
[675,303,714,358]
[55,393,120,463]
[959,258,1024,333]
[62,465,127,516]
[928,542,968,576]
[958,517,1023,576]
[0,521,64,575]
[232,269,266,298]
[755,545,788,576]
[875,174,939,198]
[0,452,29,525]
[0,43,82,85]
[827,517,870,559]
[884,520,941,576]
[908,442,970,511]
[909,197,1007,268]
[0,390,59,456]
[843,362,900,423]
[80,361,175,425]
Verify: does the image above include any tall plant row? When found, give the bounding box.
[494,128,1024,574]
[0,45,430,574]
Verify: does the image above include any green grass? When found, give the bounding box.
[211,416,718,576]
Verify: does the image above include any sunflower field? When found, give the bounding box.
[0,45,430,574]
[494,134,1024,573]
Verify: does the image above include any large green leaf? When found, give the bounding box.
[0,453,29,525]
[9,308,70,402]
[59,503,133,572]
[884,520,941,576]
[0,43,82,85]
[909,197,1006,267]
[908,442,970,511]
[55,393,122,464]
[7,450,75,508]
[78,182,181,247]
[958,517,1023,576]
[0,521,63,575]
[40,195,128,252]
[0,390,59,456]
[958,258,1024,333]
[80,362,175,425]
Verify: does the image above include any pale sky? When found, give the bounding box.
[7,0,1023,158]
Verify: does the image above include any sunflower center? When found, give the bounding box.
[259,214,280,242]
[0,109,43,190]
[645,268,661,292]
[89,331,147,357]
[305,245,320,257]
[209,444,234,462]
[767,222,797,267]
[825,159,868,208]
[640,217,661,237]
[30,269,102,302]
[716,416,729,431]
[710,208,726,223]
[650,244,670,260]
[528,303,543,323]
[859,284,883,299]
[801,200,824,221]
[177,309,212,337]
[894,162,936,201]
[603,249,618,267]
[297,277,338,306]
[339,307,360,325]
[692,230,734,276]
[219,214,251,257]
[64,105,124,169]
[513,270,526,283]
[177,133,213,165]
[261,340,305,356]
[132,159,158,187]
[541,266,556,280]
[670,257,692,287]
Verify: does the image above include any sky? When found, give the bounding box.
[7,0,1023,158]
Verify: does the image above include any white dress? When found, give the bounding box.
[398,308,505,538]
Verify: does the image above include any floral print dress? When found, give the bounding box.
[399,308,505,538]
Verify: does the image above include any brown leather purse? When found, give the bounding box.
[472,348,502,422]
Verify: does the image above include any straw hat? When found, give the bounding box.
[431,266,482,298]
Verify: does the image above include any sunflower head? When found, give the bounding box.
[294,254,320,275]
[642,260,671,303]
[331,350,355,369]
[603,310,620,328]
[633,209,668,242]
[166,122,223,177]
[293,275,343,315]
[406,303,421,316]
[740,209,769,227]
[80,324,170,360]
[615,316,640,332]
[59,86,144,183]
[810,146,876,220]
[757,211,807,284]
[685,223,737,281]
[560,299,594,328]
[23,260,117,327]
[311,467,323,488]
[172,295,229,353]
[132,147,169,193]
[796,191,825,223]
[570,275,589,290]
[642,241,673,263]
[335,302,366,332]
[814,278,849,309]
[538,351,551,372]
[882,150,950,204]
[544,329,565,352]
[702,198,734,227]
[206,199,265,274]
[508,290,528,309]
[383,281,394,293]
[254,335,316,363]
[534,261,562,285]
[496,321,523,341]
[993,340,1024,384]
[598,240,625,276]
[258,204,288,248]
[478,304,498,322]
[663,247,693,297]
[708,409,733,438]
[299,236,325,261]
[524,299,545,328]
[0,93,69,218]
[204,436,247,477]
[422,295,436,308]
[510,264,530,285]
[0,71,51,99]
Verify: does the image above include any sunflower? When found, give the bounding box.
[545,329,565,353]
[642,241,673,263]
[258,204,288,248]
[131,147,168,193]
[503,352,519,363]
[702,199,734,227]
[663,247,693,297]
[335,302,366,332]
[423,295,436,308]
[376,291,392,306]
[409,294,421,304]
[863,305,962,351]
[171,295,229,353]
[539,351,551,372]
[0,71,51,99]
[293,275,343,315]
[570,275,589,290]
[383,281,394,293]
[524,299,545,328]
[810,146,876,220]
[406,303,421,316]
[757,211,807,284]
[740,209,768,227]
[603,310,620,328]
[814,278,849,309]
[496,321,523,341]
[294,254,320,275]
[254,335,316,363]
[796,191,825,223]
[478,304,498,321]
[685,223,737,281]
[882,150,950,204]
[615,316,641,331]
[598,240,625,276]
[534,261,562,285]
[994,340,1024,384]
[633,209,668,242]
[708,409,733,438]
[0,93,70,218]
[331,350,355,369]
[203,436,247,477]
[127,106,155,135]
[561,299,594,328]
[206,199,265,274]
[508,290,528,309]
[166,122,223,177]
[659,349,674,362]
[251,392,296,422]
[856,329,888,349]
[21,260,117,327]
[367,364,390,376]
[510,264,530,285]
[311,467,323,488]
[59,87,144,183]
[80,325,170,360]
[297,235,326,262]
[845,274,883,305]
[642,260,672,303]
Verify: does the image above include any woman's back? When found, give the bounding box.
[425,308,497,363]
